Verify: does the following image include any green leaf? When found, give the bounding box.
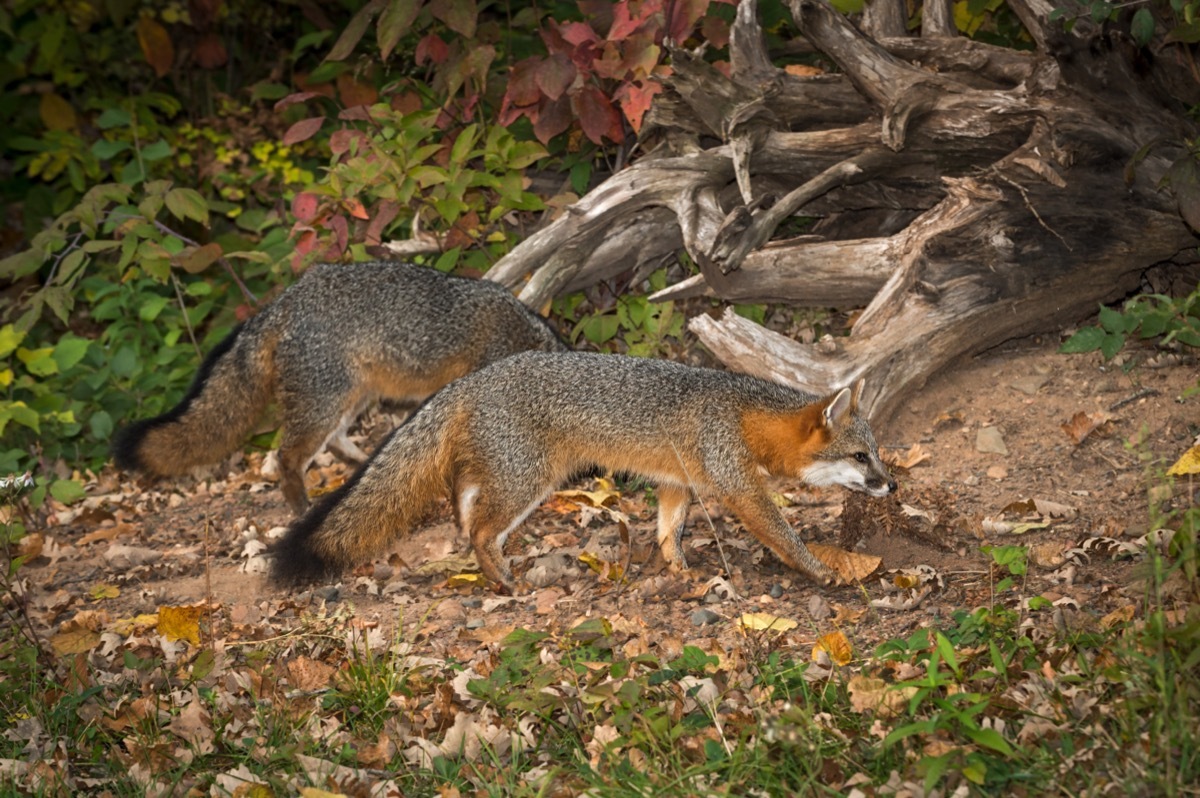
[89,410,114,440]
[138,294,170,321]
[0,250,44,279]
[377,0,422,60]
[1098,305,1131,333]
[165,188,209,225]
[141,139,173,162]
[96,108,132,129]
[1130,7,1155,47]
[963,725,1014,755]
[92,138,131,160]
[52,337,91,371]
[18,347,58,376]
[111,345,138,378]
[49,479,86,505]
[326,0,386,61]
[1099,331,1125,360]
[1059,326,1105,353]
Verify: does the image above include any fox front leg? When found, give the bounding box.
[655,484,692,569]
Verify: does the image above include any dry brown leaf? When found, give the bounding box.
[168,697,214,750]
[1062,410,1116,445]
[784,63,824,76]
[158,604,204,646]
[50,624,101,655]
[1101,604,1136,629]
[78,524,133,545]
[813,631,853,666]
[884,443,931,470]
[555,485,620,508]
[831,603,867,624]
[809,543,882,583]
[17,532,43,559]
[1030,542,1069,569]
[287,655,337,691]
[847,674,916,718]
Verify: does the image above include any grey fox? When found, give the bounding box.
[271,351,896,590]
[112,261,566,513]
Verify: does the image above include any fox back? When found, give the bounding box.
[273,351,895,589]
[112,261,566,513]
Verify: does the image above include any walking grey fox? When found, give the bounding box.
[112,261,566,513]
[271,351,897,590]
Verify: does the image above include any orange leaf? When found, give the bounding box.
[1061,410,1116,446]
[342,198,370,220]
[137,16,175,77]
[813,630,853,666]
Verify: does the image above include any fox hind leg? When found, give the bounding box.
[277,392,365,515]
[459,482,553,591]
[655,484,692,569]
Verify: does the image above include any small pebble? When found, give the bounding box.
[691,608,721,626]
[313,586,340,603]
[769,583,784,599]
[464,618,485,630]
[461,596,483,609]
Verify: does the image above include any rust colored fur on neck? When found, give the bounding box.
[739,403,832,477]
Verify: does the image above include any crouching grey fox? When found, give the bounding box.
[271,351,896,590]
[112,261,566,513]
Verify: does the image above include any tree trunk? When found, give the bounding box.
[487,0,1200,422]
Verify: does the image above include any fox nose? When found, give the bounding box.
[887,479,898,493]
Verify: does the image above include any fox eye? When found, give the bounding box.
[854,452,869,463]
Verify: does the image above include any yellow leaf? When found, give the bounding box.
[555,486,620,508]
[1167,444,1200,476]
[89,583,120,601]
[446,572,487,588]
[39,92,77,131]
[137,16,175,77]
[813,630,853,666]
[111,613,160,636]
[51,626,101,655]
[158,604,204,645]
[0,368,12,387]
[738,612,798,633]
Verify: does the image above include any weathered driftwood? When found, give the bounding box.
[488,0,1199,422]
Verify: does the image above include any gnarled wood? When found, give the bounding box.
[488,0,1199,423]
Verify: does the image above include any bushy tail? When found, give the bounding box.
[111,320,276,477]
[270,392,462,584]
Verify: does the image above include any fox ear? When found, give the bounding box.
[823,386,853,427]
[850,379,865,412]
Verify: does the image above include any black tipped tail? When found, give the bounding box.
[270,478,357,586]
[111,419,154,472]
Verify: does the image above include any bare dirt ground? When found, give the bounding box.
[25,333,1200,660]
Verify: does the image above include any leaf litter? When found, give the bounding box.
[5,337,1198,794]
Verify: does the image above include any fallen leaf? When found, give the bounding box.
[446,572,488,589]
[1101,604,1136,629]
[50,624,101,655]
[554,486,620,508]
[158,605,204,646]
[809,543,882,582]
[88,583,120,601]
[1030,542,1069,569]
[78,524,133,545]
[813,630,853,666]
[1167,444,1200,476]
[738,612,798,633]
[287,655,337,691]
[884,443,931,469]
[831,604,866,624]
[847,674,916,718]
[1062,410,1116,446]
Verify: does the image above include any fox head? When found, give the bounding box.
[800,380,897,497]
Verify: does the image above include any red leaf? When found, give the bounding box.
[615,80,662,133]
[560,20,600,48]
[505,58,543,108]
[366,200,401,245]
[283,117,325,145]
[192,32,228,69]
[415,32,449,65]
[609,0,661,40]
[667,0,709,42]
[533,96,573,145]
[330,129,370,156]
[536,54,575,101]
[338,105,373,121]
[292,192,321,223]
[592,42,626,81]
[137,17,175,77]
[274,91,322,112]
[701,14,730,49]
[328,214,349,255]
[574,85,623,145]
[294,229,318,254]
[429,0,477,38]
